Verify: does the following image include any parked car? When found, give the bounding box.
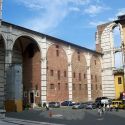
[48,102,60,108]
[95,97,111,105]
[72,103,86,109]
[61,101,74,106]
[85,102,96,109]
[110,100,125,109]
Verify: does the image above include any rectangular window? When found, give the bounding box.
[95,75,97,82]
[94,60,96,65]
[58,70,60,80]
[84,74,86,79]
[73,72,75,78]
[79,73,81,81]
[64,71,67,77]
[50,70,54,76]
[118,77,122,84]
[56,50,59,56]
[79,84,82,90]
[91,75,93,79]
[50,84,54,89]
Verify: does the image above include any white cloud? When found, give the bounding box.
[84,5,110,16]
[89,20,106,27]
[14,0,91,32]
[116,8,125,16]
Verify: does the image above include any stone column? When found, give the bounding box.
[40,37,47,105]
[67,46,73,101]
[85,53,92,101]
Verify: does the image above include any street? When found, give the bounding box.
[3,108,125,125]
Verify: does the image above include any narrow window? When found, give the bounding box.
[50,70,54,76]
[58,70,60,80]
[118,77,122,84]
[77,51,80,61]
[94,60,96,65]
[64,71,67,77]
[56,50,59,56]
[79,84,82,90]
[79,73,81,81]
[95,75,97,82]
[91,75,93,79]
[73,72,76,78]
[84,74,86,79]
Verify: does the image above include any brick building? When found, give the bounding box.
[0,15,125,112]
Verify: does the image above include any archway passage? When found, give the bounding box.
[0,35,5,109]
[6,36,41,112]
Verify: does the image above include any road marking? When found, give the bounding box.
[97,118,104,121]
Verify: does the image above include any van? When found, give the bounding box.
[111,100,125,109]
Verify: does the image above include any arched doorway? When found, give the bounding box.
[6,36,41,112]
[0,35,5,109]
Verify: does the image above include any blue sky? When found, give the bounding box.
[2,0,125,50]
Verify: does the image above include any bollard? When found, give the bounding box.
[48,111,52,118]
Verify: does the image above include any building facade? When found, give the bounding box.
[0,15,125,112]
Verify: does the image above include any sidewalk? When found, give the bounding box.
[0,117,65,125]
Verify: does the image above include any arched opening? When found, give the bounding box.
[46,44,68,102]
[72,50,88,102]
[5,36,41,112]
[90,55,102,101]
[0,35,5,109]
[113,26,123,69]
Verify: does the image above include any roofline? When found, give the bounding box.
[2,20,102,55]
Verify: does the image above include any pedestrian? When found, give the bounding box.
[98,106,102,117]
[46,103,49,111]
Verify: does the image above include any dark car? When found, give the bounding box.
[61,101,74,106]
[48,102,60,108]
[72,103,86,109]
[85,102,97,109]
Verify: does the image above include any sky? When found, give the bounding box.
[2,0,125,50]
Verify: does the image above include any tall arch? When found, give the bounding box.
[6,35,41,111]
[72,50,88,102]
[0,35,5,109]
[90,55,102,100]
[46,44,68,102]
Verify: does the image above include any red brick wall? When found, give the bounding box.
[90,55,102,100]
[47,44,68,102]
[72,51,88,102]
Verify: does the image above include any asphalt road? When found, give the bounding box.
[5,107,125,125]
